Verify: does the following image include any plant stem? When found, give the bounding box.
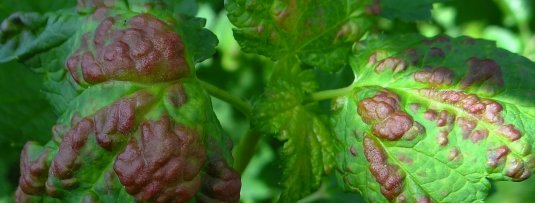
[198,79,253,117]
[197,79,261,173]
[232,130,262,173]
[310,84,355,101]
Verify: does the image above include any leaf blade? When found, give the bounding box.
[333,34,535,202]
[226,0,373,71]
[252,60,335,202]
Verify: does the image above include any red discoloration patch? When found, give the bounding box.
[409,103,420,112]
[397,194,407,203]
[368,52,379,66]
[437,131,449,146]
[358,91,415,140]
[423,35,450,45]
[436,110,455,127]
[419,89,521,140]
[414,67,454,86]
[498,124,522,141]
[417,196,432,203]
[404,48,421,65]
[424,109,437,121]
[470,130,489,143]
[51,118,94,179]
[462,37,476,45]
[459,95,486,114]
[429,47,445,59]
[350,146,358,157]
[457,117,477,139]
[363,136,405,200]
[375,57,407,73]
[94,91,154,150]
[505,157,531,181]
[66,14,188,85]
[46,92,153,194]
[197,159,242,203]
[103,171,115,193]
[482,101,504,123]
[16,187,33,203]
[366,0,381,15]
[403,123,425,141]
[114,116,206,203]
[167,84,188,108]
[397,154,413,164]
[18,143,49,195]
[416,171,427,177]
[462,57,504,89]
[373,113,414,140]
[487,146,509,168]
[76,0,116,12]
[448,148,462,161]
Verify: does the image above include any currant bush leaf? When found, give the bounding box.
[0,1,217,113]
[0,11,81,63]
[380,0,447,21]
[226,0,374,72]
[2,2,239,202]
[253,59,335,202]
[332,34,535,202]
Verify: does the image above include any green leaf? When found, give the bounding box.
[253,59,335,202]
[332,34,535,202]
[0,3,217,112]
[6,3,238,202]
[179,16,219,63]
[380,0,447,21]
[0,11,82,63]
[226,0,373,71]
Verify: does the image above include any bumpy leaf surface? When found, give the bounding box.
[226,0,375,71]
[332,34,535,202]
[2,1,240,202]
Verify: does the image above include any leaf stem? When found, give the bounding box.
[198,79,252,117]
[232,130,262,173]
[309,83,355,101]
[197,79,260,173]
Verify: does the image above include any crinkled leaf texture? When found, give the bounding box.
[226,0,375,72]
[252,59,335,202]
[0,11,80,63]
[332,34,535,202]
[3,1,239,203]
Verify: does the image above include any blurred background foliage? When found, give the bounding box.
[0,0,534,202]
